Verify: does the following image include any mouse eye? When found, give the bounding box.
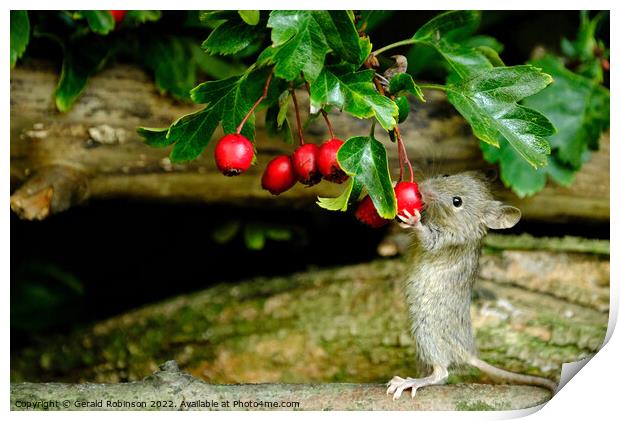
[452,196,462,208]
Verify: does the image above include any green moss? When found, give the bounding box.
[456,400,503,411]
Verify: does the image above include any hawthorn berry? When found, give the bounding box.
[110,10,127,24]
[262,155,297,195]
[354,196,390,228]
[394,182,423,218]
[292,144,321,186]
[317,138,348,184]
[214,134,255,176]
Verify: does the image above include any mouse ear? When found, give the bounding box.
[484,203,521,230]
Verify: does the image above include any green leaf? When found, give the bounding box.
[124,11,162,25]
[55,36,110,112]
[446,65,554,168]
[10,11,30,67]
[265,104,294,144]
[137,127,172,148]
[413,10,481,41]
[480,140,546,198]
[244,224,266,250]
[203,16,261,55]
[394,96,410,123]
[266,11,361,82]
[388,73,425,102]
[141,68,271,162]
[337,136,396,218]
[212,220,241,243]
[142,37,200,100]
[310,69,398,131]
[238,10,260,25]
[83,11,115,35]
[523,55,610,169]
[317,177,362,211]
[411,11,493,78]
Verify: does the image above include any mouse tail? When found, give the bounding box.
[469,357,557,392]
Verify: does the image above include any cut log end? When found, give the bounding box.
[10,165,89,220]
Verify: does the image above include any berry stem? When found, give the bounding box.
[394,125,414,182]
[289,86,305,145]
[303,81,336,139]
[396,131,404,182]
[320,110,335,139]
[372,39,416,57]
[236,69,274,135]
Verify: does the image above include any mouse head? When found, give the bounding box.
[419,171,521,242]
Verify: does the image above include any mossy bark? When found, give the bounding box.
[11,235,608,393]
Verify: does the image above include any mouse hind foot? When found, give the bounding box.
[386,365,448,400]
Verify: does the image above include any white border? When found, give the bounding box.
[4,2,617,420]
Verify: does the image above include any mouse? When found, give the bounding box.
[386,171,556,400]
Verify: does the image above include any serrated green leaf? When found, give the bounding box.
[523,55,610,169]
[10,11,30,68]
[310,69,398,131]
[337,136,396,218]
[413,10,481,41]
[137,127,172,148]
[317,177,362,212]
[388,73,425,102]
[146,68,270,162]
[480,140,546,198]
[83,11,115,35]
[411,11,492,78]
[267,11,361,82]
[202,17,261,55]
[446,65,554,168]
[238,10,260,25]
[54,36,110,112]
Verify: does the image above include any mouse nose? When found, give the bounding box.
[419,184,434,201]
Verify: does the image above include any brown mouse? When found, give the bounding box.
[387,171,556,400]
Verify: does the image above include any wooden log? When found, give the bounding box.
[10,63,609,221]
[10,361,551,411]
[11,235,608,394]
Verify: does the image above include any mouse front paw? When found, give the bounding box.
[397,209,421,230]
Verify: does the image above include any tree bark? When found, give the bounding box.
[11,361,551,411]
[10,62,610,221]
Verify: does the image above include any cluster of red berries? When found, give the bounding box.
[213,133,423,228]
[214,134,348,195]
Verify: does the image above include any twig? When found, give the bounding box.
[236,69,274,135]
[290,86,305,145]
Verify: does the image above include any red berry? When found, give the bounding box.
[354,196,389,228]
[262,155,297,195]
[318,138,348,183]
[292,143,321,186]
[214,134,254,176]
[110,10,127,24]
[394,182,423,217]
